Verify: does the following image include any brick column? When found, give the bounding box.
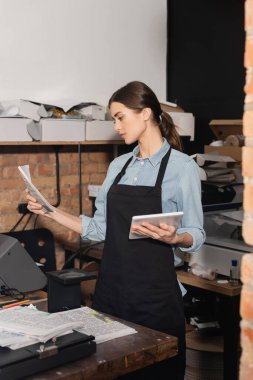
[240,1,253,379]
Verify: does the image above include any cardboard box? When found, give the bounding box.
[0,100,48,121]
[167,112,195,141]
[204,145,242,161]
[205,119,243,161]
[160,102,184,113]
[78,105,105,120]
[0,118,33,141]
[37,119,85,141]
[209,119,242,140]
[85,120,121,141]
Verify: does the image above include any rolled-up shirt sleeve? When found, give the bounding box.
[175,160,206,252]
[80,162,116,241]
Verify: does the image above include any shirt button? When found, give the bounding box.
[140,161,144,165]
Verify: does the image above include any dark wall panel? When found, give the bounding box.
[167,0,245,153]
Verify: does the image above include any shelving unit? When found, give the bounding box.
[0,140,123,146]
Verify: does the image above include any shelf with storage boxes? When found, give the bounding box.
[0,118,34,142]
[0,118,123,143]
[85,120,121,141]
[204,120,243,162]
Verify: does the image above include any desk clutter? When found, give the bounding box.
[0,232,136,379]
[190,120,243,210]
[0,228,137,366]
[0,303,136,379]
[193,118,243,185]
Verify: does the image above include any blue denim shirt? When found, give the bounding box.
[81,139,205,248]
[80,139,206,294]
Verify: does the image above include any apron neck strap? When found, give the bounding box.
[113,156,133,184]
[155,147,172,187]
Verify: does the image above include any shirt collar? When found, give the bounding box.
[131,139,171,167]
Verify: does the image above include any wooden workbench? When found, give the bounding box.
[26,305,178,380]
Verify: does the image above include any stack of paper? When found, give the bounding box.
[0,305,137,350]
[203,165,236,183]
[191,153,239,184]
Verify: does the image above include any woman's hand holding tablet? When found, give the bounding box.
[129,211,184,241]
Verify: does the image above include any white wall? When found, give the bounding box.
[0,0,167,106]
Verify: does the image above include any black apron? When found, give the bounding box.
[92,148,185,340]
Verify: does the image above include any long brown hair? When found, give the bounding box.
[108,81,183,151]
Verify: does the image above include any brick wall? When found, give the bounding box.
[0,145,112,269]
[240,0,253,379]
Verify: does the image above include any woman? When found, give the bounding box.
[26,81,205,379]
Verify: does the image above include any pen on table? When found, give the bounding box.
[2,299,32,309]
[0,296,41,309]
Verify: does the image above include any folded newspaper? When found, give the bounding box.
[18,165,53,213]
[0,306,137,349]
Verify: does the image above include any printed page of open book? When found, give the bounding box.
[68,307,137,343]
[0,306,83,344]
[0,306,137,349]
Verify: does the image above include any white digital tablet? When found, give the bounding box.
[129,211,184,240]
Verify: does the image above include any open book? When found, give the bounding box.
[0,305,137,349]
[18,165,53,213]
[67,307,137,344]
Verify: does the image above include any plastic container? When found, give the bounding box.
[229,259,239,285]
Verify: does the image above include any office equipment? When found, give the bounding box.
[6,229,56,273]
[189,208,251,277]
[0,331,96,380]
[0,234,47,293]
[47,269,97,313]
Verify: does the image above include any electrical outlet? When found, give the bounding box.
[18,203,31,214]
[88,185,101,198]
